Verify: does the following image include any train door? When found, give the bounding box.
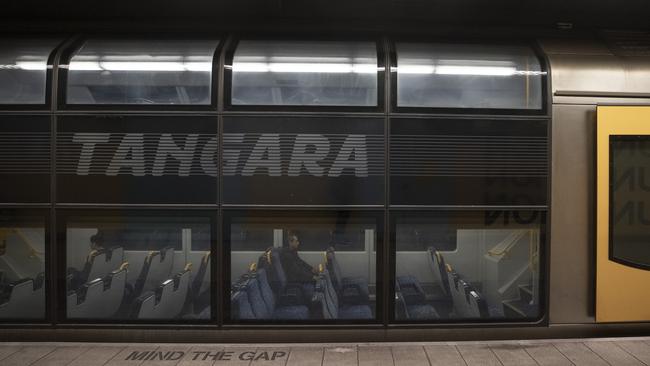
[597,105,650,322]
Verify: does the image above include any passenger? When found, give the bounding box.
[280,230,318,284]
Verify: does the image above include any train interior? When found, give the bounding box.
[229,215,378,321]
[228,213,542,322]
[394,215,542,321]
[64,216,211,320]
[0,219,46,319]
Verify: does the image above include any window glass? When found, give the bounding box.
[0,216,46,319]
[394,211,544,322]
[228,212,378,321]
[231,40,378,106]
[0,39,58,104]
[610,137,650,269]
[396,43,544,109]
[66,40,219,105]
[65,215,211,320]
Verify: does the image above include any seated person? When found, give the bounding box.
[279,230,318,303]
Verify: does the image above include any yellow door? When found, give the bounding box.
[597,105,650,322]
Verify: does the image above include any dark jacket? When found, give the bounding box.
[279,247,314,283]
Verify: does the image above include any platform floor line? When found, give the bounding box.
[3,338,650,366]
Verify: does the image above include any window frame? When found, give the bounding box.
[388,209,548,325]
[55,208,218,325]
[223,34,386,113]
[389,37,550,116]
[0,208,50,325]
[223,209,384,325]
[0,36,65,111]
[57,35,224,112]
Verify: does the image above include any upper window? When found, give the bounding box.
[230,40,378,107]
[66,39,219,105]
[0,39,58,105]
[396,43,544,110]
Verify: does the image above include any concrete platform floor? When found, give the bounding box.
[2,337,650,365]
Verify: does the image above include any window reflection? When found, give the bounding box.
[231,40,378,106]
[0,39,58,104]
[396,43,544,109]
[394,211,543,321]
[66,40,218,105]
[229,213,377,321]
[65,216,211,320]
[0,217,45,319]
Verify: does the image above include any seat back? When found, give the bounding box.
[267,248,287,294]
[0,276,46,319]
[67,266,127,319]
[428,247,450,296]
[231,290,255,319]
[134,247,174,296]
[133,268,191,319]
[325,248,343,292]
[466,287,490,318]
[445,264,467,318]
[394,281,409,320]
[255,268,276,315]
[245,278,270,319]
[86,246,124,283]
[320,269,339,319]
[192,252,210,297]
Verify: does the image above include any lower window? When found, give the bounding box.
[393,210,545,322]
[0,213,46,320]
[63,213,212,321]
[226,211,381,323]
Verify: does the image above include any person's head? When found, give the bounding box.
[90,230,105,251]
[287,230,300,250]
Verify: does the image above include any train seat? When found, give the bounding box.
[428,247,451,296]
[0,273,45,318]
[231,290,255,319]
[325,248,369,305]
[132,265,191,319]
[396,275,427,304]
[259,248,312,306]
[67,266,127,319]
[133,247,175,296]
[465,288,490,318]
[244,276,309,320]
[317,267,373,319]
[191,252,211,310]
[446,264,470,318]
[68,246,124,291]
[394,280,439,320]
[87,246,124,282]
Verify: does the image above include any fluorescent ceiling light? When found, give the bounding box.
[397,64,547,76]
[0,61,48,71]
[68,61,212,72]
[435,65,517,76]
[232,62,377,74]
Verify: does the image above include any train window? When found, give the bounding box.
[394,211,544,322]
[230,40,378,107]
[66,39,219,105]
[227,211,380,322]
[0,39,58,105]
[610,137,650,269]
[395,43,544,110]
[65,215,211,321]
[0,216,46,320]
